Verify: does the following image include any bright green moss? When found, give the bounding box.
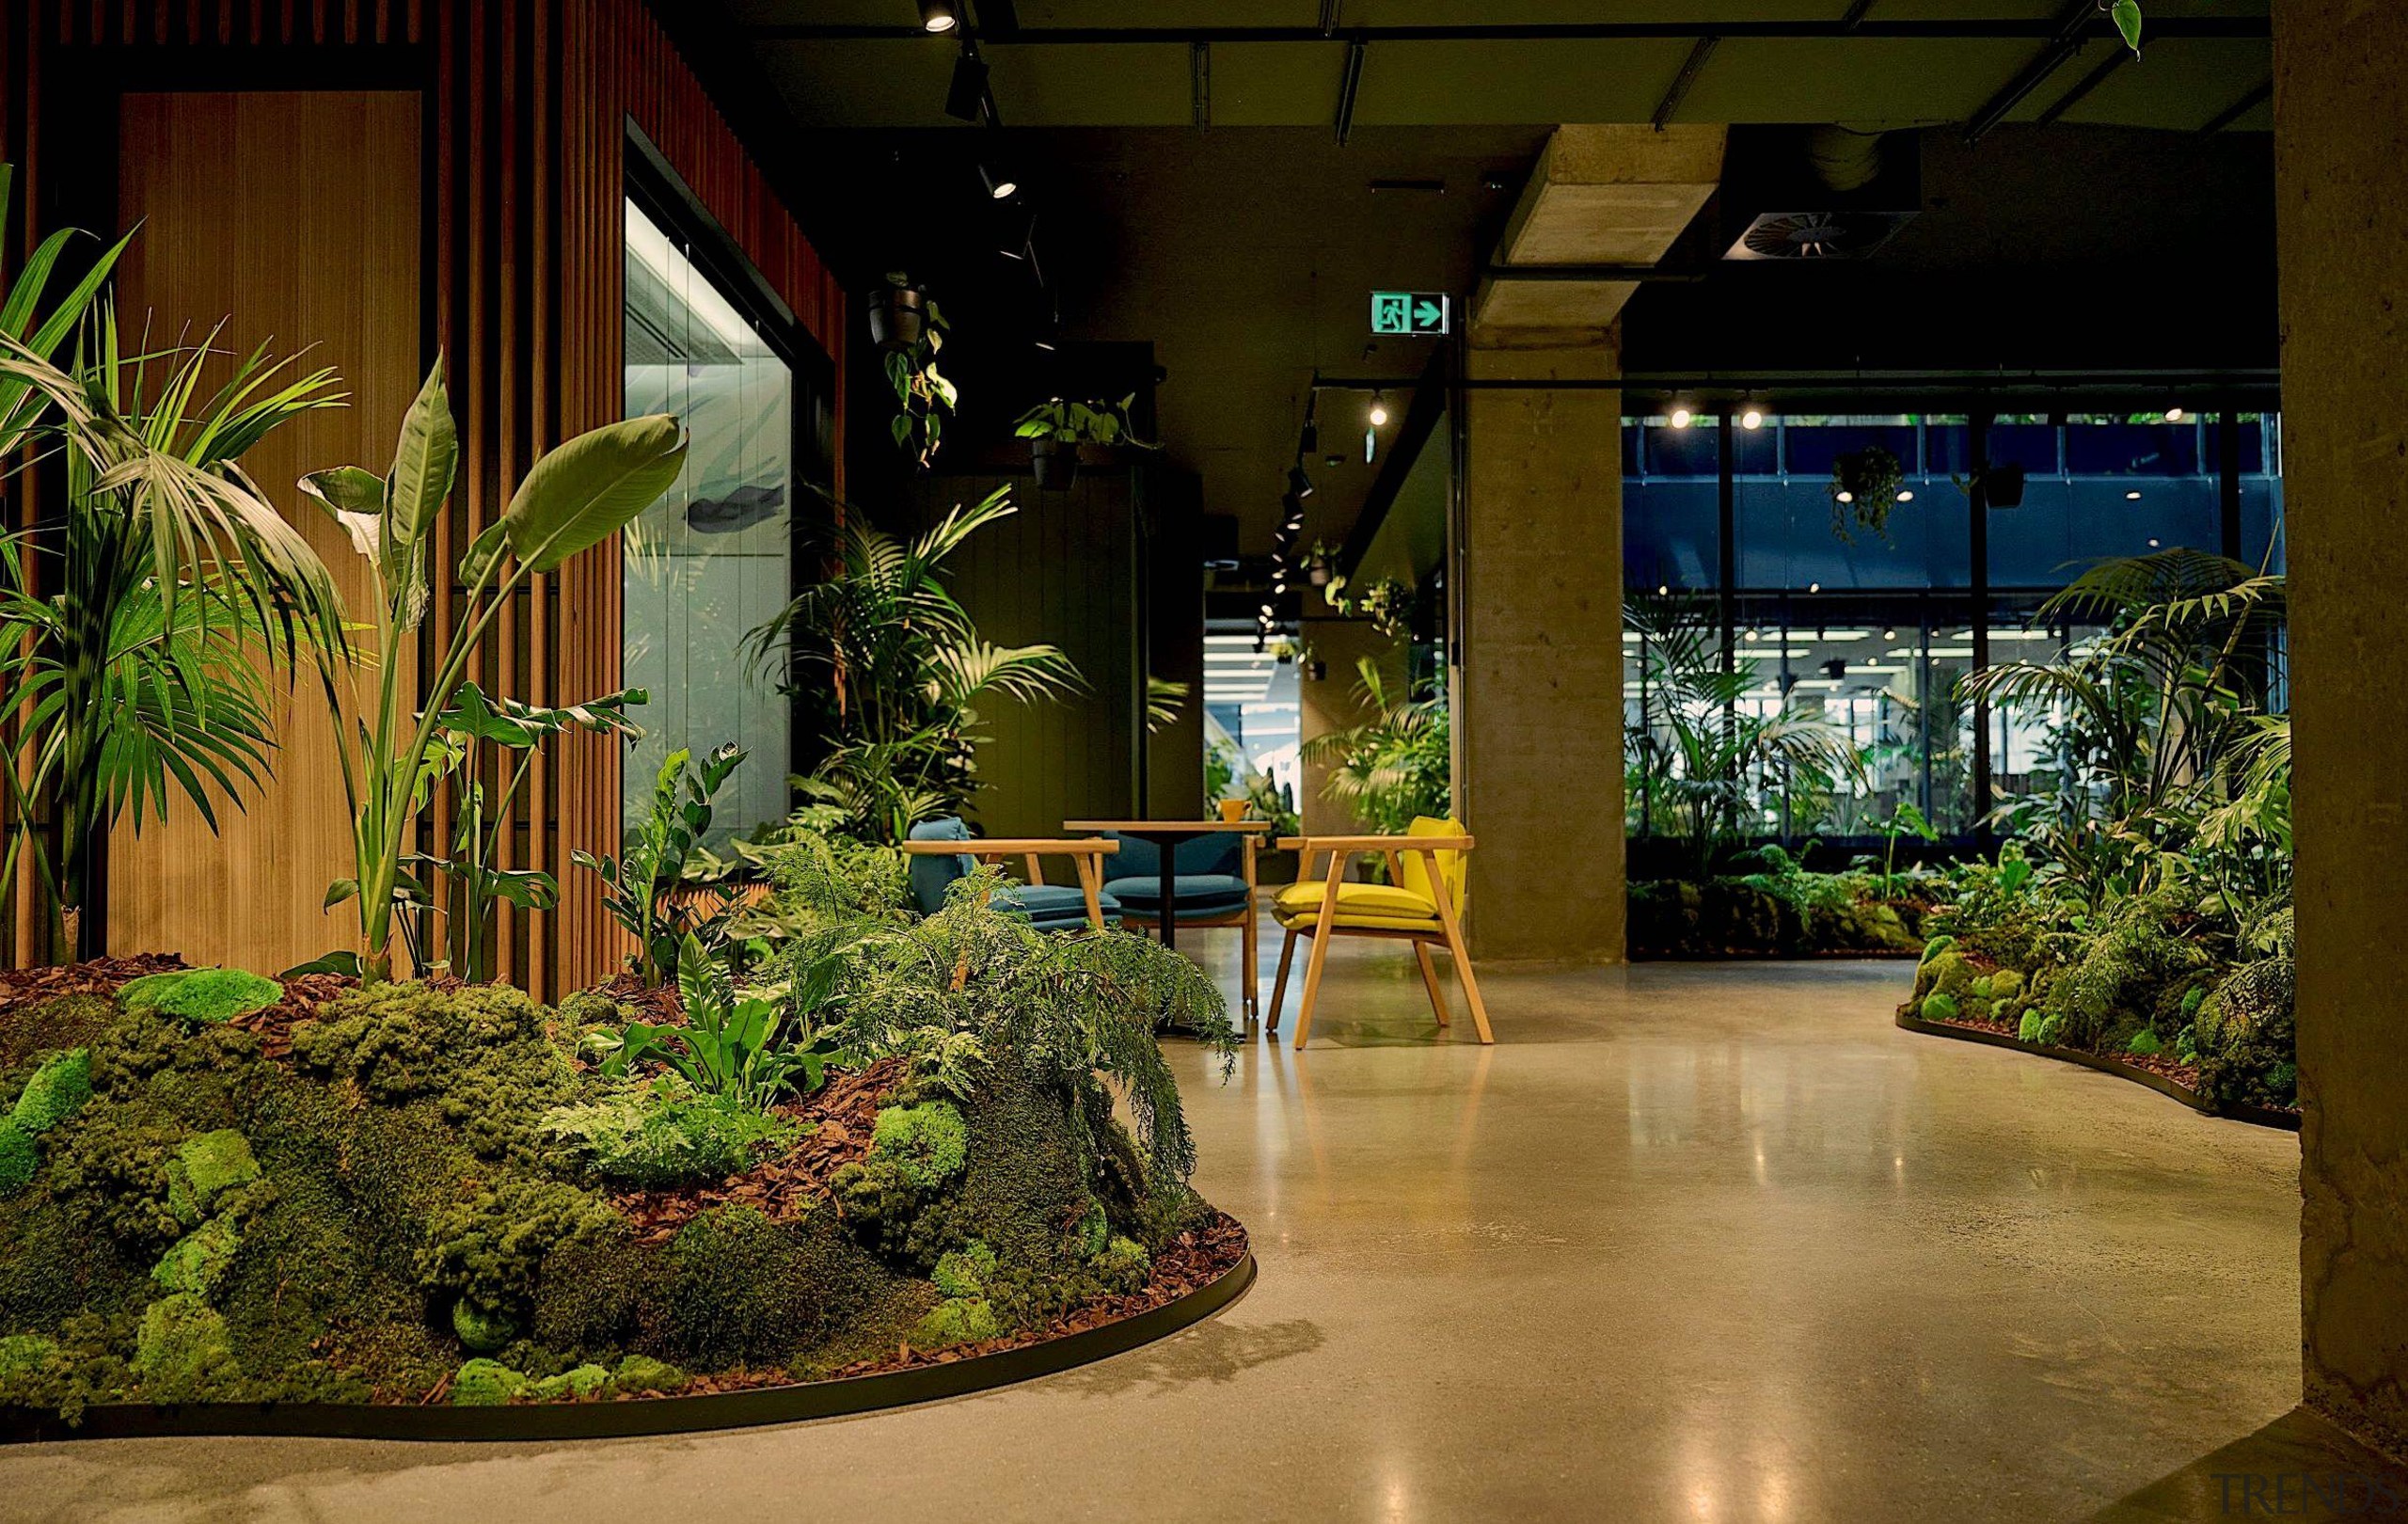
[0,1333,60,1386]
[2036,1012,2068,1046]
[1988,968,2026,1004]
[134,1294,237,1398]
[1968,976,1995,1002]
[452,1299,519,1354]
[451,1357,526,1405]
[1919,935,1956,965]
[11,1049,91,1135]
[2125,1029,2166,1057]
[612,1354,685,1394]
[0,1121,33,1198]
[1926,952,1973,998]
[1920,992,1960,1023]
[932,1241,996,1300]
[419,1176,618,1314]
[1095,1235,1151,1294]
[119,969,283,1024]
[871,1102,969,1191]
[915,1296,999,1347]
[2019,1009,2047,1043]
[530,1362,613,1401]
[166,1130,261,1228]
[152,1214,243,1297]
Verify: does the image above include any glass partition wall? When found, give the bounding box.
[623,195,798,847]
[1624,405,2285,860]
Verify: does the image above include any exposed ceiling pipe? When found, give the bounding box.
[2033,47,2130,127]
[1334,39,1366,146]
[1963,0,2103,145]
[2198,77,2274,135]
[1652,37,1719,130]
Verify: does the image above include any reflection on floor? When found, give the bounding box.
[4,937,2384,1522]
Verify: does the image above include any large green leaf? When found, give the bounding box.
[502,415,685,573]
[385,360,458,551]
[298,466,386,559]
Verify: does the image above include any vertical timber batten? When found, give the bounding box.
[0,0,846,993]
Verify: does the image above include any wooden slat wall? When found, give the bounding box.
[0,0,846,992]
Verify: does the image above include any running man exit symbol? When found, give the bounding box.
[1370,291,1450,337]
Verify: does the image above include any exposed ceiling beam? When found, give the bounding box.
[2198,77,2275,135]
[1191,40,1210,130]
[1652,37,1720,130]
[1962,0,2105,144]
[1840,0,1878,29]
[2032,45,2130,128]
[741,18,2270,44]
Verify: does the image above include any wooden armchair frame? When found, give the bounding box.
[1268,833,1492,1049]
[898,837,1122,930]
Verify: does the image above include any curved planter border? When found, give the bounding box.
[1896,1010,2299,1132]
[0,1248,1256,1445]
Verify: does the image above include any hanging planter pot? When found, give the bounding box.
[866,280,927,353]
[1030,436,1079,491]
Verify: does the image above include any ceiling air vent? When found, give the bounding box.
[1720,126,1921,262]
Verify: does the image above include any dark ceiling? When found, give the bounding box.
[688,3,2278,557]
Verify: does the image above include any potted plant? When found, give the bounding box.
[1013,393,1155,491]
[1304,540,1336,587]
[1828,443,1908,544]
[866,270,929,352]
[884,285,956,469]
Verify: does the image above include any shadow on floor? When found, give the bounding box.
[2088,1407,2408,1521]
[1042,1317,1325,1399]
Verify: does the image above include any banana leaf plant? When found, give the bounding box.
[573,741,746,987]
[402,682,647,982]
[293,357,686,982]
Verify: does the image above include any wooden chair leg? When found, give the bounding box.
[1268,929,1298,1033]
[1420,852,1493,1044]
[1242,904,1259,1027]
[1414,940,1451,1027]
[1291,849,1348,1049]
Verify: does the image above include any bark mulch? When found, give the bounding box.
[610,1055,912,1246]
[642,1211,1250,1399]
[228,971,365,1062]
[0,953,188,1011]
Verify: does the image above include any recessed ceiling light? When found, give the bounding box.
[1670,405,1694,429]
[2126,490,2143,500]
[1740,407,1765,430]
[2164,406,2187,422]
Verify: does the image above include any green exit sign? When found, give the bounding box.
[1370,291,1450,337]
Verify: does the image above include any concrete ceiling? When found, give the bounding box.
[729,1,2273,135]
[702,3,2277,562]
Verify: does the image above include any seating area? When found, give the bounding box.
[899,815,1486,1046]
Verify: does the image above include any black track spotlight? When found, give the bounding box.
[946,46,990,121]
[1299,419,1319,455]
[916,0,962,34]
[979,164,1018,201]
[1287,465,1314,500]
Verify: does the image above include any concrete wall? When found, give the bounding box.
[1458,336,1625,964]
[2274,0,2408,1460]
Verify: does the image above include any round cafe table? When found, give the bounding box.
[1061,819,1270,952]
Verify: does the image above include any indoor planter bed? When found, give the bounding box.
[0,932,1247,1441]
[1894,1006,2301,1132]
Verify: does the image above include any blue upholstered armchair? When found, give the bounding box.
[901,818,1122,932]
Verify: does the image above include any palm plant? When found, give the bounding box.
[1624,597,1865,879]
[1298,655,1450,837]
[0,309,348,960]
[1961,549,2289,931]
[296,358,687,982]
[743,486,1082,843]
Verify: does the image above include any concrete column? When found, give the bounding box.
[1458,334,1624,964]
[2274,0,2408,1458]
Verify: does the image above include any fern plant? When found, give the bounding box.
[770,846,1233,1188]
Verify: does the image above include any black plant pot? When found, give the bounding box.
[1030,437,1079,491]
[867,286,927,353]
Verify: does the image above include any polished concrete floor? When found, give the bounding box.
[3,938,2385,1522]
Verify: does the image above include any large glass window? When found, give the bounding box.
[1624,405,2285,849]
[623,196,794,846]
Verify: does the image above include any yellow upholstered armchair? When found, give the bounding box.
[1266,815,1492,1048]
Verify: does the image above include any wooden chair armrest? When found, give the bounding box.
[899,838,1120,856]
[1276,833,1474,852]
